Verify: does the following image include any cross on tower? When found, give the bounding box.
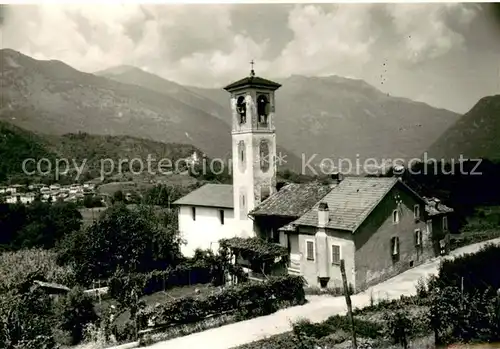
[250,60,255,77]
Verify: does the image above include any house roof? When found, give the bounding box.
[291,177,407,232]
[250,181,332,218]
[223,75,282,91]
[172,184,233,209]
[424,197,454,216]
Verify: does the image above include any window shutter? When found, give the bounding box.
[415,229,422,246]
[331,245,340,264]
[391,237,399,256]
[306,241,314,261]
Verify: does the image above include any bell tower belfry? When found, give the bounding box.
[223,62,282,238]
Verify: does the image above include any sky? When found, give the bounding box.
[1,3,500,113]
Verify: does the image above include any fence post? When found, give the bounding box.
[341,259,357,349]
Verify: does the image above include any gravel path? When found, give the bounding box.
[132,238,500,349]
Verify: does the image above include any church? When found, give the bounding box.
[173,67,454,291]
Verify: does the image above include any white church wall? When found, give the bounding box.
[178,205,237,257]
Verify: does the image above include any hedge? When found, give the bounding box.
[137,275,306,327]
[108,263,216,299]
[437,244,500,294]
[449,230,500,251]
[293,315,383,340]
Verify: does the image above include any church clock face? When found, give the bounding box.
[259,140,270,172]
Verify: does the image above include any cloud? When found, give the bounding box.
[385,4,478,63]
[0,3,481,87]
[270,4,378,78]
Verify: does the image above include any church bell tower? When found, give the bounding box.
[223,62,281,238]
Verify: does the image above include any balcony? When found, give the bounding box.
[257,121,270,130]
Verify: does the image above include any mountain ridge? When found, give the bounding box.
[427,94,500,161]
[2,48,462,175]
[0,120,207,183]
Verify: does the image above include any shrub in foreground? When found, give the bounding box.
[138,275,305,328]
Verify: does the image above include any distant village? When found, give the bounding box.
[0,182,99,204]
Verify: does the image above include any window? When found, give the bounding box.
[415,229,422,246]
[414,205,420,219]
[236,96,246,124]
[426,220,433,234]
[392,210,399,224]
[191,207,196,221]
[391,236,399,256]
[442,216,448,231]
[257,94,269,124]
[305,240,315,261]
[331,244,341,265]
[219,210,224,225]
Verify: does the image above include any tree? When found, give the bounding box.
[144,184,190,207]
[54,287,99,345]
[0,201,82,251]
[57,204,183,285]
[0,286,55,349]
[83,195,103,208]
[112,190,124,204]
[14,201,82,250]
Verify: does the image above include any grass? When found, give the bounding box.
[462,205,500,232]
[79,207,108,228]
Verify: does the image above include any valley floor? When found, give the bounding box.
[113,238,500,349]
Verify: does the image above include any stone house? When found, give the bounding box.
[275,176,453,291]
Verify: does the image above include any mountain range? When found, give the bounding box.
[3,48,497,177]
[0,120,204,182]
[427,95,500,162]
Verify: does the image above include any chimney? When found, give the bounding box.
[393,165,405,180]
[316,202,329,280]
[276,181,287,192]
[318,202,329,228]
[330,172,344,184]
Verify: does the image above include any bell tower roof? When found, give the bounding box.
[223,61,281,92]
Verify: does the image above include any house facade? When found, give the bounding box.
[174,184,236,257]
[276,177,453,291]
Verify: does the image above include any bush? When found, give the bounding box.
[430,285,500,345]
[415,277,428,299]
[384,311,411,348]
[54,287,99,345]
[437,244,500,294]
[0,249,76,294]
[111,320,136,343]
[108,263,216,301]
[138,275,305,328]
[292,315,383,341]
[0,286,55,349]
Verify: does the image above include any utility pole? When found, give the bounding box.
[341,259,357,349]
